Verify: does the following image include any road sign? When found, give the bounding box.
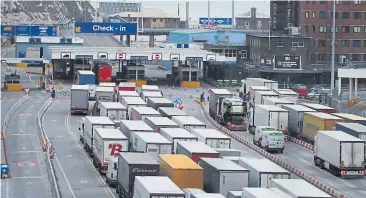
[1,25,57,36]
[186,57,204,61]
[60,38,72,44]
[130,56,148,60]
[199,17,233,25]
[116,53,126,60]
[75,55,93,59]
[152,53,162,60]
[1,164,9,175]
[24,88,30,95]
[176,44,189,49]
[74,22,137,35]
[204,24,215,29]
[29,38,41,43]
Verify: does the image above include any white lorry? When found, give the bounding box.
[144,117,179,133]
[241,78,278,95]
[119,120,154,140]
[239,157,290,187]
[141,91,163,102]
[70,85,89,114]
[82,116,115,156]
[281,105,315,138]
[131,132,172,159]
[140,85,159,93]
[269,179,332,198]
[158,107,188,119]
[253,126,285,153]
[117,90,139,102]
[241,188,292,198]
[147,97,174,110]
[96,86,115,110]
[93,128,128,174]
[254,91,279,105]
[250,105,289,140]
[133,176,185,198]
[263,97,294,107]
[120,96,146,119]
[159,128,198,153]
[273,89,298,104]
[248,86,270,103]
[314,130,366,178]
[99,102,127,125]
[172,116,206,133]
[191,128,231,149]
[130,107,161,120]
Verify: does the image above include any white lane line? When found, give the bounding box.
[11,151,41,153]
[7,134,36,136]
[12,176,46,179]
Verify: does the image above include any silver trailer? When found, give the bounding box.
[144,116,179,133]
[147,97,174,110]
[198,158,249,196]
[192,194,225,198]
[191,128,231,149]
[221,156,241,164]
[183,188,206,198]
[227,191,242,198]
[131,132,173,159]
[241,188,292,198]
[160,128,198,153]
[281,105,315,137]
[142,91,163,101]
[120,96,146,118]
[119,120,154,142]
[99,102,127,125]
[176,142,219,163]
[158,107,188,119]
[238,157,290,187]
[130,107,161,120]
[70,85,89,114]
[118,90,138,102]
[172,116,206,133]
[214,148,241,157]
[269,179,332,198]
[96,86,115,108]
[133,176,185,198]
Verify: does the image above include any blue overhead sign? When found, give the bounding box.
[1,164,9,176]
[199,18,232,25]
[74,22,137,35]
[176,44,189,49]
[1,25,57,36]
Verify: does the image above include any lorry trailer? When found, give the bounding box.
[281,105,315,138]
[77,70,96,85]
[183,188,207,198]
[227,191,242,198]
[158,107,187,119]
[106,155,118,187]
[130,132,173,159]
[241,78,278,96]
[191,128,231,149]
[144,116,179,133]
[248,86,270,103]
[70,85,89,114]
[300,103,336,113]
[314,130,365,178]
[118,91,139,102]
[335,122,366,141]
[191,194,225,198]
[263,97,294,107]
[96,86,115,110]
[214,148,241,157]
[269,179,332,198]
[93,63,112,83]
[139,85,160,94]
[130,107,161,120]
[254,91,279,105]
[93,128,128,174]
[273,89,298,104]
[159,128,198,153]
[133,176,185,198]
[333,113,366,126]
[141,91,163,102]
[199,158,249,196]
[120,96,146,118]
[176,141,219,163]
[172,116,206,133]
[241,188,291,198]
[99,102,127,125]
[118,82,136,91]
[147,97,174,110]
[98,82,116,88]
[119,120,154,140]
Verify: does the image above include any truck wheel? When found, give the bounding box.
[279,149,284,154]
[105,177,109,184]
[116,186,119,194]
[252,137,256,145]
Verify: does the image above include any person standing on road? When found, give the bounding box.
[319,94,322,104]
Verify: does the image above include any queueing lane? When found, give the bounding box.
[1,92,52,198]
[43,96,117,198]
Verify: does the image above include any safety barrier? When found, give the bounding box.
[287,136,314,150]
[1,95,30,178]
[198,103,348,198]
[36,99,61,198]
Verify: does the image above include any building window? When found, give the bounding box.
[354,26,361,33]
[318,40,327,47]
[330,12,339,19]
[241,50,247,59]
[342,1,350,4]
[153,19,156,22]
[352,54,361,61]
[331,26,339,32]
[312,11,316,18]
[353,40,361,47]
[364,40,366,47]
[292,42,304,47]
[318,53,326,61]
[341,40,349,47]
[311,39,315,47]
[312,25,316,32]
[305,11,309,18]
[304,25,309,33]
[320,11,328,19]
[354,12,362,19]
[276,42,284,47]
[341,26,350,33]
[311,53,316,60]
[160,19,163,22]
[319,26,327,32]
[354,0,361,5]
[320,1,328,4]
[342,12,350,19]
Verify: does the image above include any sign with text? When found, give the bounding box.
[186,57,204,61]
[1,25,57,36]
[199,17,232,25]
[60,38,72,44]
[170,54,180,60]
[206,54,216,61]
[130,56,148,60]
[176,44,189,48]
[75,55,94,59]
[74,22,137,35]
[274,55,301,69]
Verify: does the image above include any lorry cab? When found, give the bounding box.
[79,117,86,143]
[106,156,118,187]
[253,126,284,153]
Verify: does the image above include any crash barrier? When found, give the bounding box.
[287,136,314,150]
[197,102,348,198]
[180,81,200,88]
[217,79,239,88]
[36,99,61,198]
[6,84,22,91]
[1,95,30,178]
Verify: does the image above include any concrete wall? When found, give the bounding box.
[168,31,246,44]
[15,43,82,60]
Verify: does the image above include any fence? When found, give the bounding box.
[36,99,61,198]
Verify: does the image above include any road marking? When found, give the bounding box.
[66,155,72,158]
[65,113,115,198]
[359,190,366,195]
[11,151,41,153]
[24,171,30,175]
[80,180,88,183]
[54,155,77,198]
[8,134,36,136]
[12,176,45,179]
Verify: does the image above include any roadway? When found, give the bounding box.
[1,91,52,198]
[161,83,366,198]
[43,92,117,198]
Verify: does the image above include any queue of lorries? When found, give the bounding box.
[69,80,333,198]
[242,78,366,178]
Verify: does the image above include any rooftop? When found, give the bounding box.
[248,33,311,39]
[110,8,179,19]
[236,9,269,19]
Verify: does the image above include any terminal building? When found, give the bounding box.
[99,1,140,15]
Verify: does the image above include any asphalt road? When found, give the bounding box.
[1,91,52,198]
[1,46,15,58]
[43,95,117,198]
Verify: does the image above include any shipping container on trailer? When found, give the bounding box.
[96,86,115,109]
[120,96,147,118]
[332,113,366,126]
[140,85,160,93]
[133,176,185,198]
[98,65,113,82]
[191,128,231,149]
[302,112,344,142]
[82,116,115,155]
[106,155,118,187]
[131,107,161,120]
[176,141,219,163]
[172,116,206,132]
[159,154,204,189]
[249,86,270,101]
[159,128,198,153]
[99,102,127,125]
[238,157,290,188]
[281,105,316,138]
[118,91,139,102]
[214,148,241,157]
[158,107,188,119]
[192,194,225,198]
[93,128,128,174]
[131,132,172,159]
[183,188,207,198]
[119,82,136,91]
[314,130,365,178]
[243,78,278,95]
[77,70,96,85]
[147,97,174,110]
[116,152,159,198]
[119,120,154,141]
[251,105,289,138]
[141,91,163,102]
[227,191,242,198]
[263,98,294,107]
[241,188,292,198]
[269,179,332,198]
[144,117,179,133]
[222,156,241,164]
[254,91,279,105]
[300,103,336,113]
[335,122,366,141]
[99,82,116,88]
[70,85,89,114]
[198,158,249,196]
[273,89,299,104]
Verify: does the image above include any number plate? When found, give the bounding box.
[346,171,359,175]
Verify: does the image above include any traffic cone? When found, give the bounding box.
[184,87,187,91]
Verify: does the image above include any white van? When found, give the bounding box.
[253,126,284,153]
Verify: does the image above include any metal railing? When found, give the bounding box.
[36,99,61,198]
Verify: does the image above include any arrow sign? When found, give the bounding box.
[1,164,9,175]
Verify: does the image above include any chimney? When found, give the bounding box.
[250,7,257,29]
